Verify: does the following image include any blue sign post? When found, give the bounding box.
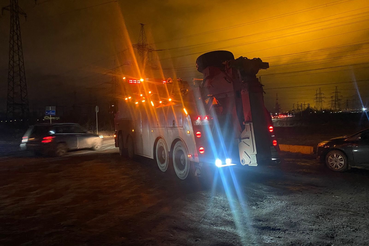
[45,106,56,124]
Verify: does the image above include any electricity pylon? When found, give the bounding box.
[133,23,163,76]
[2,0,29,120]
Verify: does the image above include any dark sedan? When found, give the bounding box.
[317,128,369,171]
[20,123,103,156]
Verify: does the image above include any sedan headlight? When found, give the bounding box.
[317,141,328,147]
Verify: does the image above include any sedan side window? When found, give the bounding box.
[73,125,87,133]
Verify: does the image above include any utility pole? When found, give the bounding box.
[274,93,281,114]
[95,106,99,134]
[346,98,349,111]
[2,0,29,121]
[109,75,118,114]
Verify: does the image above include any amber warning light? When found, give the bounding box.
[125,78,142,84]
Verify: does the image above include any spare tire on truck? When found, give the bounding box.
[196,50,234,73]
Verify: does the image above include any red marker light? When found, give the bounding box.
[199,147,205,154]
[204,116,209,120]
[196,116,201,121]
[42,136,54,143]
[269,126,274,133]
[273,140,278,146]
[196,131,201,138]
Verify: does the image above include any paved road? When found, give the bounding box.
[0,139,369,245]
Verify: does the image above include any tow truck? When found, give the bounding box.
[114,50,279,180]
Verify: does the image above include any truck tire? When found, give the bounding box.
[127,136,135,159]
[155,138,170,172]
[172,141,191,180]
[118,133,125,156]
[196,50,234,73]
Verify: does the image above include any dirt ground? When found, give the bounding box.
[1,141,369,246]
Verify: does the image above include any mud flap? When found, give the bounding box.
[239,123,258,166]
[194,162,203,177]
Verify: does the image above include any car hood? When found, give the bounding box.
[330,136,346,141]
[327,136,347,144]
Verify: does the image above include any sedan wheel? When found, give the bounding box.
[172,141,191,180]
[92,140,101,150]
[326,150,348,172]
[155,139,169,172]
[55,143,67,157]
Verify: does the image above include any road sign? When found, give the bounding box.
[45,106,56,116]
[44,116,60,120]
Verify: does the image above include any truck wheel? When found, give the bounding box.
[196,50,234,73]
[55,143,67,157]
[127,136,134,159]
[118,133,125,156]
[155,138,169,172]
[172,141,191,180]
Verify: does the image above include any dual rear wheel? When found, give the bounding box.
[118,134,135,159]
[155,139,192,180]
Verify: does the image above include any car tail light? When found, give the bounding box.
[196,131,201,138]
[196,116,201,121]
[22,136,28,143]
[273,140,278,146]
[42,136,54,143]
[269,126,274,133]
[199,147,205,154]
[204,116,209,120]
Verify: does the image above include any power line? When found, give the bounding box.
[152,0,353,45]
[162,45,369,73]
[162,8,369,52]
[71,0,117,12]
[158,23,369,63]
[263,62,369,77]
[265,79,368,90]
[160,40,369,70]
[218,22,369,52]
